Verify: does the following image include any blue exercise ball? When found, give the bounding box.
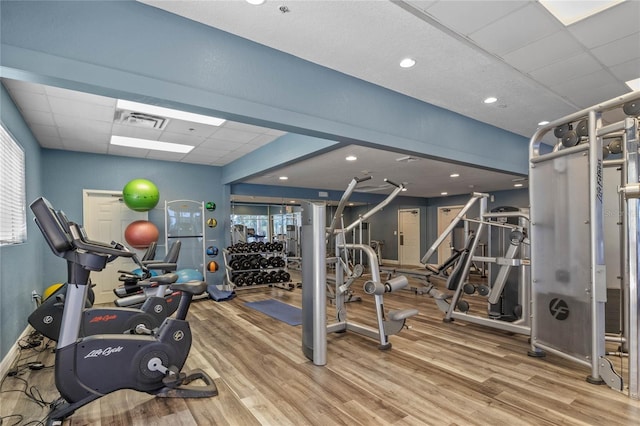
[175,269,204,283]
[131,268,158,278]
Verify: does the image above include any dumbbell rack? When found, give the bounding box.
[223,242,294,291]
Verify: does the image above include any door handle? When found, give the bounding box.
[400,235,404,245]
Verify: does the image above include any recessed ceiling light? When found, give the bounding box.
[399,58,416,68]
[290,200,296,203]
[450,173,460,178]
[626,77,640,91]
[279,176,288,180]
[348,202,354,206]
[246,0,265,5]
[345,155,357,161]
[116,99,226,126]
[514,183,524,188]
[540,0,624,26]
[110,135,193,153]
[441,192,448,196]
[401,187,408,192]
[483,97,498,104]
[538,120,550,126]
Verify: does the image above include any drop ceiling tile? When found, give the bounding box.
[245,134,279,146]
[111,123,162,140]
[162,119,220,138]
[211,127,262,143]
[180,150,227,164]
[53,114,113,134]
[468,3,560,56]
[230,144,262,154]
[158,131,205,146]
[62,138,108,154]
[610,58,640,81]
[145,150,187,161]
[529,52,603,87]
[58,128,110,145]
[564,81,629,107]
[29,124,59,142]
[265,128,287,137]
[48,96,115,122]
[33,132,63,149]
[185,145,232,157]
[568,1,640,48]
[422,0,528,35]
[199,137,243,150]
[591,32,640,67]
[44,85,115,106]
[58,127,111,144]
[502,30,584,73]
[7,90,51,113]
[2,78,46,94]
[550,69,622,105]
[24,110,56,127]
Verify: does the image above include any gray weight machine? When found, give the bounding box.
[419,193,531,336]
[302,177,418,365]
[528,92,640,397]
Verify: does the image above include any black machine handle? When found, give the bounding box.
[67,223,135,258]
[355,175,373,183]
[384,178,402,188]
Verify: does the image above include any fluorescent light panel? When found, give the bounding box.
[540,0,625,26]
[117,99,226,126]
[110,135,194,153]
[626,77,640,91]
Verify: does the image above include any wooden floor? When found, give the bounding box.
[3,272,640,425]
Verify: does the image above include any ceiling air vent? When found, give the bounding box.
[114,110,169,130]
[396,155,419,163]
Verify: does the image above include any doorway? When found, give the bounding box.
[398,209,421,266]
[436,205,464,265]
[83,190,147,304]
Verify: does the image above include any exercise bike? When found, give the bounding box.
[28,219,181,341]
[113,240,183,314]
[30,197,217,425]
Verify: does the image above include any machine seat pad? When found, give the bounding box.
[388,308,419,321]
[139,273,178,286]
[171,280,208,296]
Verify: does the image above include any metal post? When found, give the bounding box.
[301,201,327,366]
[588,110,607,383]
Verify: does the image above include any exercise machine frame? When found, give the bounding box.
[528,91,640,397]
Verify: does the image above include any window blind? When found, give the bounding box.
[0,123,27,245]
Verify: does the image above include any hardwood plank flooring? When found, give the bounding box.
[3,272,640,425]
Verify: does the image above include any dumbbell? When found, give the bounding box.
[279,271,291,283]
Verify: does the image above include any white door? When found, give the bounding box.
[398,209,421,266]
[436,206,463,264]
[83,190,147,304]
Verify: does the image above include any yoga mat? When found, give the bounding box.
[207,285,236,302]
[244,299,302,326]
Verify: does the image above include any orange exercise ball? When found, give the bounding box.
[124,220,159,249]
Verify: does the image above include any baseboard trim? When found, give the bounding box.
[0,326,33,379]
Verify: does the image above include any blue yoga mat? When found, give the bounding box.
[244,299,302,326]
[207,285,235,302]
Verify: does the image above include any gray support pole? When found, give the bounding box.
[623,118,639,398]
[588,110,607,383]
[301,201,327,366]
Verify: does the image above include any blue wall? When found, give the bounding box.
[39,149,226,287]
[0,84,42,360]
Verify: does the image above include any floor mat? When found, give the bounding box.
[244,299,302,326]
